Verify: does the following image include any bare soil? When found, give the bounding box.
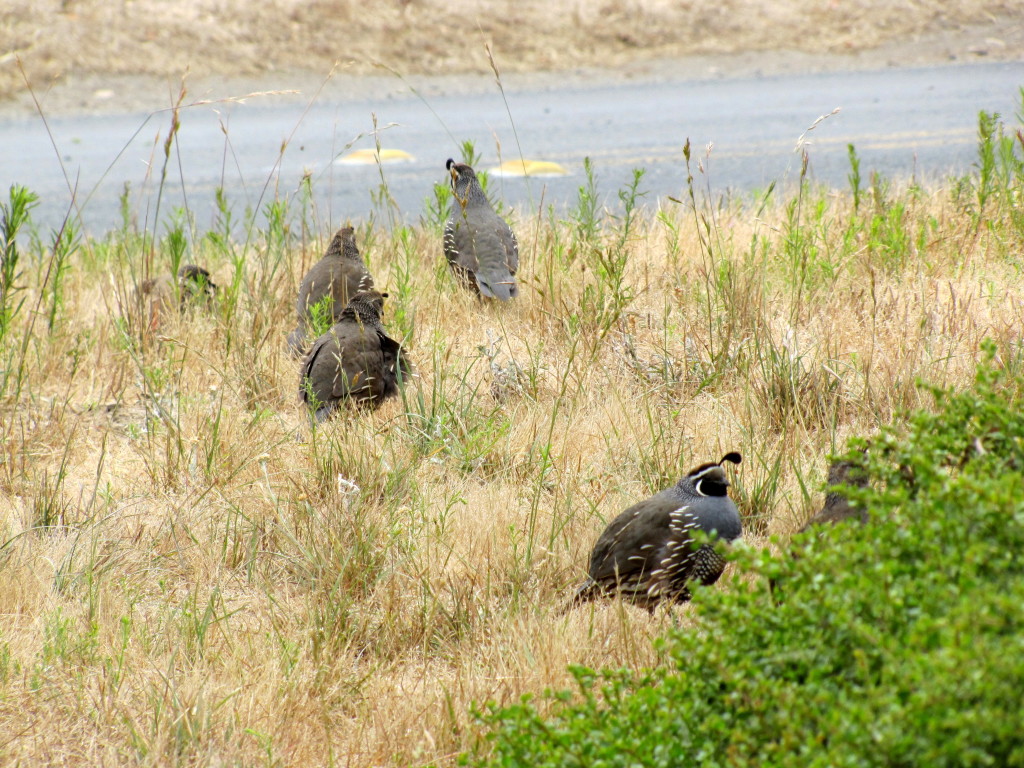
[2,0,1022,117]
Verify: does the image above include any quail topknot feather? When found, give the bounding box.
[567,452,743,613]
[299,290,410,423]
[288,226,375,355]
[443,159,519,300]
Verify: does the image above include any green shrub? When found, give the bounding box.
[0,184,38,343]
[306,293,337,338]
[464,341,1024,767]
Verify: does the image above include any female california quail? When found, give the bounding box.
[299,290,410,423]
[444,159,519,300]
[134,264,218,329]
[288,226,375,355]
[798,460,869,531]
[567,452,743,613]
[768,459,872,602]
[175,265,218,305]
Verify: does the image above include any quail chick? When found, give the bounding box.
[444,159,519,300]
[568,452,743,613]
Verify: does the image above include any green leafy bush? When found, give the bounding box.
[306,293,337,338]
[465,342,1024,767]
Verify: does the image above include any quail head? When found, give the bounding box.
[567,452,743,613]
[444,159,519,300]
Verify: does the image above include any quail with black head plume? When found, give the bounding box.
[444,159,519,300]
[567,452,743,613]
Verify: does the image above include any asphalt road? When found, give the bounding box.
[1,60,1022,235]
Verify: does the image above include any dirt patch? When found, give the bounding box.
[2,0,1022,114]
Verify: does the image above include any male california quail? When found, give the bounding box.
[288,226,375,355]
[798,460,869,531]
[299,290,410,423]
[134,264,218,328]
[567,452,743,613]
[444,159,519,300]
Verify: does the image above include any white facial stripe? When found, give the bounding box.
[694,478,707,496]
[691,465,718,480]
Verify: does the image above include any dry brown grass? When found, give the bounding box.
[0,142,1022,764]
[3,0,1022,102]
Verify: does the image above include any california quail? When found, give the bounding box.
[134,264,218,329]
[798,460,869,531]
[288,226,375,355]
[567,452,743,613]
[768,459,871,602]
[173,265,218,306]
[444,159,519,300]
[299,290,410,423]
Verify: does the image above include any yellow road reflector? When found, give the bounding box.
[490,159,568,177]
[337,148,415,165]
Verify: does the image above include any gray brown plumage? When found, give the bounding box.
[288,227,374,355]
[767,459,872,601]
[134,264,218,329]
[299,290,409,423]
[567,452,743,613]
[798,460,869,531]
[444,159,519,300]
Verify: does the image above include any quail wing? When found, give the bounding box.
[578,497,701,607]
[445,209,518,300]
[300,323,385,420]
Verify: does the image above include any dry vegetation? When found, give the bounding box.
[0,116,1023,765]
[3,0,1023,102]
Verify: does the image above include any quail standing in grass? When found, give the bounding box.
[299,290,409,423]
[444,159,519,300]
[767,459,871,601]
[798,460,869,531]
[134,264,218,329]
[288,226,375,355]
[567,452,743,613]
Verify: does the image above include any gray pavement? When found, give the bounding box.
[1,60,1022,235]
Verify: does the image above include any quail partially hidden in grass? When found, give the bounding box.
[299,290,409,423]
[288,226,375,355]
[134,264,218,328]
[444,159,519,300]
[567,452,743,613]
[767,459,871,601]
[798,460,870,531]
